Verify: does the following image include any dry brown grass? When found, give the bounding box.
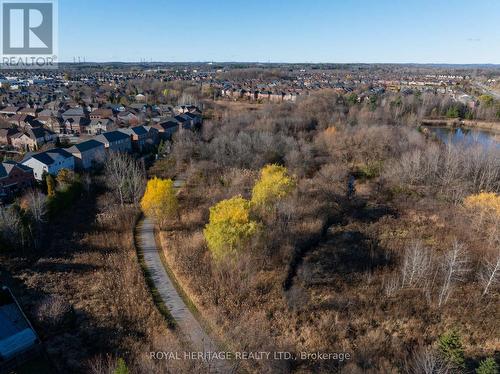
[0,189,202,374]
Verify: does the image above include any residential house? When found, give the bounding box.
[62,116,90,134]
[156,104,173,116]
[90,108,113,120]
[151,118,179,140]
[22,148,75,180]
[94,130,132,153]
[117,110,139,126]
[61,107,87,121]
[0,106,20,116]
[174,114,192,129]
[0,128,19,145]
[86,118,115,135]
[37,109,59,123]
[0,161,34,198]
[105,104,126,113]
[182,112,202,127]
[38,112,63,133]
[173,105,201,115]
[17,107,38,117]
[118,125,158,152]
[67,140,105,170]
[10,128,55,151]
[8,114,35,128]
[61,107,89,134]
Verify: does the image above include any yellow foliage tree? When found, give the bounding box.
[464,192,500,238]
[140,177,178,226]
[204,196,259,260]
[56,168,75,187]
[464,192,500,218]
[251,164,295,209]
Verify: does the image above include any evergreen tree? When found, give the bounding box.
[438,329,465,368]
[114,358,129,374]
[476,358,499,374]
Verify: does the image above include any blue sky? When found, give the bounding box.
[58,0,500,63]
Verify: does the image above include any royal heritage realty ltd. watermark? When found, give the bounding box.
[1,0,58,69]
[149,351,352,362]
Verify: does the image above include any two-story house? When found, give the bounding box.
[118,125,158,152]
[94,130,132,153]
[21,148,75,180]
[67,140,105,170]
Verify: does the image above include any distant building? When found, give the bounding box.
[0,128,19,146]
[135,93,146,102]
[10,128,56,151]
[90,108,113,120]
[87,118,115,135]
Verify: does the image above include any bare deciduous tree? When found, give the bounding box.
[384,275,400,297]
[401,241,433,288]
[438,240,469,306]
[105,152,145,206]
[87,354,117,374]
[479,250,500,296]
[25,189,48,224]
[405,346,450,374]
[0,206,23,248]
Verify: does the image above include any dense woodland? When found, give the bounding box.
[151,89,500,373]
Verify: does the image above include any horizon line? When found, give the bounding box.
[57,61,500,66]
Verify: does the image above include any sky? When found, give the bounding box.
[58,0,500,64]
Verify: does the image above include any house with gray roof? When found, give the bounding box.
[21,148,74,180]
[117,125,158,152]
[67,140,105,170]
[94,130,131,153]
[86,118,115,135]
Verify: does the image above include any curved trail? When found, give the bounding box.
[135,216,233,373]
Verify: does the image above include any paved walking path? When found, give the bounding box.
[136,216,233,373]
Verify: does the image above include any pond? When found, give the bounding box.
[423,126,500,149]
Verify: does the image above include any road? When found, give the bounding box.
[136,216,234,373]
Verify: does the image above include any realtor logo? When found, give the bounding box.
[1,0,58,69]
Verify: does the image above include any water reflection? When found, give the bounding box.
[423,126,499,149]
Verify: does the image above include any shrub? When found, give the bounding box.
[251,164,295,210]
[476,358,499,374]
[438,329,465,368]
[56,168,76,187]
[203,196,259,260]
[47,180,83,217]
[357,161,383,179]
[35,295,71,327]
